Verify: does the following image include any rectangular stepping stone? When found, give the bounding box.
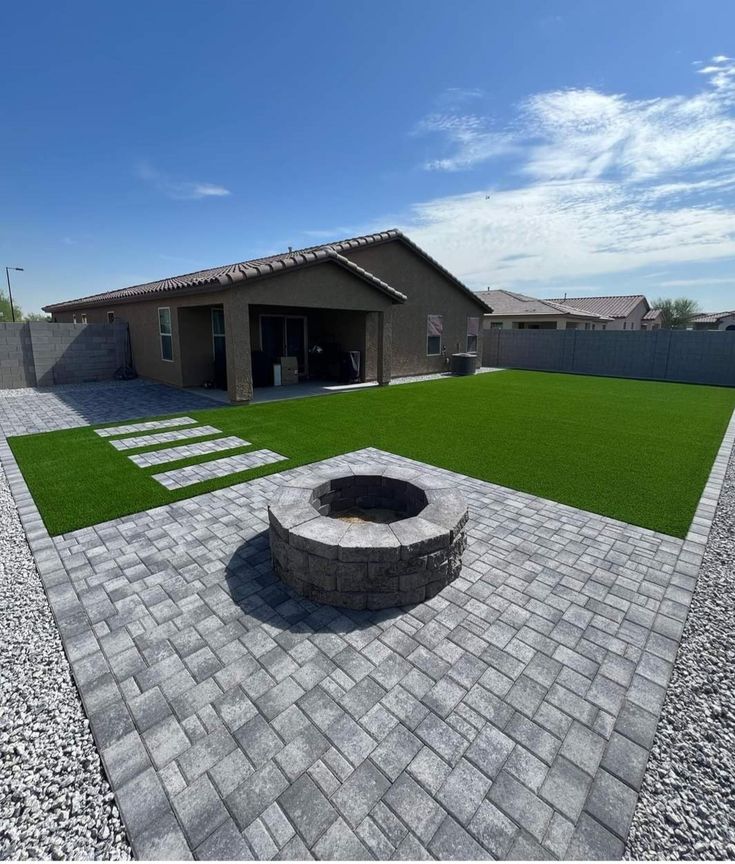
[110,425,222,451]
[152,449,287,490]
[95,417,197,437]
[128,436,251,467]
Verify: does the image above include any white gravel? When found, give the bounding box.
[0,463,132,860]
[626,447,735,860]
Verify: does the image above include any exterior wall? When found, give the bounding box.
[340,241,486,376]
[0,323,37,388]
[0,322,128,389]
[483,316,608,331]
[482,328,735,387]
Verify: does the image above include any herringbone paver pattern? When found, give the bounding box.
[45,447,692,860]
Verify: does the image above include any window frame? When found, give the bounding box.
[426,314,443,356]
[107,311,115,323]
[158,307,174,362]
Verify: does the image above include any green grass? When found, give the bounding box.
[8,371,735,538]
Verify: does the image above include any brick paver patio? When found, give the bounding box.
[1,380,730,860]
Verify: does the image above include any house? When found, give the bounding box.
[690,310,735,331]
[543,294,650,330]
[641,308,663,330]
[43,230,490,402]
[476,289,611,330]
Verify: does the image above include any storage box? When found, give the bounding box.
[280,356,299,385]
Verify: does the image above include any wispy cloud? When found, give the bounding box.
[401,57,735,293]
[135,162,231,200]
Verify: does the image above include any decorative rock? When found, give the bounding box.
[268,469,468,610]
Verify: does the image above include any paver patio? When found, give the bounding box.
[1,380,732,860]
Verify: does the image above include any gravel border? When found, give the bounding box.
[0,463,132,860]
[625,444,735,860]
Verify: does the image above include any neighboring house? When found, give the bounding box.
[44,230,490,403]
[690,310,735,331]
[544,295,650,330]
[476,289,611,330]
[641,308,662,330]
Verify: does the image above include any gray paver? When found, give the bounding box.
[153,449,287,490]
[109,424,222,450]
[129,434,250,467]
[0,376,714,864]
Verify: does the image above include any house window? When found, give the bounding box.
[427,314,443,355]
[72,314,77,324]
[107,311,115,323]
[81,313,88,324]
[566,322,578,330]
[158,307,173,361]
[466,317,480,353]
[489,321,503,329]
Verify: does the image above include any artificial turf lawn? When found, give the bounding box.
[8,370,735,538]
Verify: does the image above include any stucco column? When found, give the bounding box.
[224,291,253,403]
[377,309,392,386]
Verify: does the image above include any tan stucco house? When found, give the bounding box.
[690,310,735,331]
[44,230,490,403]
[477,289,611,330]
[544,294,650,330]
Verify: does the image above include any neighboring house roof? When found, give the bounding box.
[44,229,490,313]
[475,289,609,320]
[642,308,662,321]
[544,295,649,319]
[690,310,735,323]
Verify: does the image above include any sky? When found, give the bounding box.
[2,0,735,314]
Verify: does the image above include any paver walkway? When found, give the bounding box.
[0,380,729,860]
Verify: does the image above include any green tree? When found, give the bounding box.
[24,311,51,322]
[651,296,701,329]
[0,289,22,322]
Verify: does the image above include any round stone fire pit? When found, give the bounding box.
[268,467,468,610]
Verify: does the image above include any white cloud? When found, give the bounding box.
[135,162,231,200]
[400,57,735,292]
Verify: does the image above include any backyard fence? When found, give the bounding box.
[0,321,130,389]
[482,328,735,387]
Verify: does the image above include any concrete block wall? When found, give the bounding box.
[0,322,128,389]
[483,329,735,387]
[0,323,37,388]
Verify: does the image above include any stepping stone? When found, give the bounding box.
[128,436,251,467]
[110,425,222,451]
[152,450,287,490]
[95,417,197,437]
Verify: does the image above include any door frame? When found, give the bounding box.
[259,313,309,377]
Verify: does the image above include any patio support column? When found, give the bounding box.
[377,309,392,385]
[224,291,253,403]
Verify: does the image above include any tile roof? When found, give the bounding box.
[642,308,662,320]
[543,294,648,318]
[475,289,609,319]
[690,310,735,323]
[44,229,490,313]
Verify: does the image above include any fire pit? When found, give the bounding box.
[268,467,468,610]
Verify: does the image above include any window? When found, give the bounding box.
[107,311,115,323]
[489,321,504,329]
[81,313,88,324]
[466,317,480,353]
[427,314,443,355]
[566,322,578,330]
[158,307,173,361]
[72,314,77,324]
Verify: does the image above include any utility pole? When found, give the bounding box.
[5,267,24,323]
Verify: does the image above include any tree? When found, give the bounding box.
[0,289,22,323]
[651,296,701,329]
[24,311,51,322]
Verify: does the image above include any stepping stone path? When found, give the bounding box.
[128,435,251,467]
[153,449,287,489]
[109,425,222,451]
[94,416,198,437]
[93,417,287,491]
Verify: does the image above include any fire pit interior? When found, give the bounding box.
[268,468,468,610]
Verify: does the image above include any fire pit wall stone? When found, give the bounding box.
[268,467,468,610]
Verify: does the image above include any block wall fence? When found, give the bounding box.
[483,328,735,387]
[0,322,129,389]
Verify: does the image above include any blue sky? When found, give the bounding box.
[3,0,735,313]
